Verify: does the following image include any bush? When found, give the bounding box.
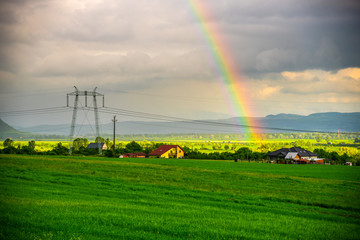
[2,146,18,154]
[104,150,114,157]
[3,138,14,147]
[19,146,36,155]
[52,143,69,155]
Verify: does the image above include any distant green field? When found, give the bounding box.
[0,155,359,239]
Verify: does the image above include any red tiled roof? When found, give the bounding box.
[149,145,185,156]
[124,152,146,157]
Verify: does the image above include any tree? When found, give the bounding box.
[28,140,35,150]
[20,145,36,155]
[73,138,88,151]
[314,148,328,159]
[3,138,14,147]
[316,135,322,143]
[95,137,105,143]
[2,146,17,154]
[235,147,252,161]
[52,142,69,155]
[125,141,143,153]
[105,138,112,150]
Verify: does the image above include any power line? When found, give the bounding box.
[0,105,357,135]
[114,118,237,133]
[0,106,71,117]
[93,106,357,135]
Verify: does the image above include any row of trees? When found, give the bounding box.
[1,139,162,157]
[1,138,359,165]
[185,147,357,164]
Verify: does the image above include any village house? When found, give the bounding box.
[149,145,186,159]
[86,143,108,150]
[267,147,323,164]
[120,152,146,158]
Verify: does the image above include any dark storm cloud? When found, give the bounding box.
[0,0,359,121]
[204,0,360,73]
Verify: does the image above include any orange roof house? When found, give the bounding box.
[149,145,186,159]
[120,152,146,158]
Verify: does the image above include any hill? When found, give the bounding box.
[15,112,360,135]
[0,118,26,138]
[260,112,360,132]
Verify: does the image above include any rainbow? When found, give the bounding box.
[188,0,261,140]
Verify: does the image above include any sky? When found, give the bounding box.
[0,0,359,127]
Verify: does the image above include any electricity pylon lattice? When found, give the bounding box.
[67,86,104,154]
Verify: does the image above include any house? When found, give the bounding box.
[149,145,186,159]
[86,143,108,150]
[266,147,319,164]
[267,147,317,160]
[120,152,146,158]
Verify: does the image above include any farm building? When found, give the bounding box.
[266,147,322,164]
[86,143,108,150]
[120,152,146,158]
[149,145,186,159]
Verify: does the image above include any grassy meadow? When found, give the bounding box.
[0,154,359,239]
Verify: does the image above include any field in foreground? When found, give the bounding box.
[0,155,359,240]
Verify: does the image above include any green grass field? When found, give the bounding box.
[0,155,359,239]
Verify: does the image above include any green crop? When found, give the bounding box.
[0,155,359,239]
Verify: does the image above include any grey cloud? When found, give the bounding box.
[255,48,299,72]
[0,0,359,121]
[315,37,341,68]
[30,50,212,88]
[1,0,359,78]
[199,0,360,73]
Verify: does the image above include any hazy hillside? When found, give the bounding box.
[13,112,360,136]
[260,112,360,132]
[0,119,25,138]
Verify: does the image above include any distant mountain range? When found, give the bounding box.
[5,112,359,137]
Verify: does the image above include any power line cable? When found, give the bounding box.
[94,106,357,135]
[0,106,71,116]
[1,105,357,135]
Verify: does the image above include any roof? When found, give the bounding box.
[267,147,317,157]
[285,152,299,159]
[124,152,146,157]
[86,143,105,149]
[149,145,186,156]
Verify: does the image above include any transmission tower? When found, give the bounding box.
[67,86,104,154]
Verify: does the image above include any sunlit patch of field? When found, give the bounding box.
[0,154,359,239]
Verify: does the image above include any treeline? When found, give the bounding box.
[185,147,266,161]
[0,139,165,157]
[184,147,357,164]
[1,138,358,165]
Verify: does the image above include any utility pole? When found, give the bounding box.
[112,116,117,157]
